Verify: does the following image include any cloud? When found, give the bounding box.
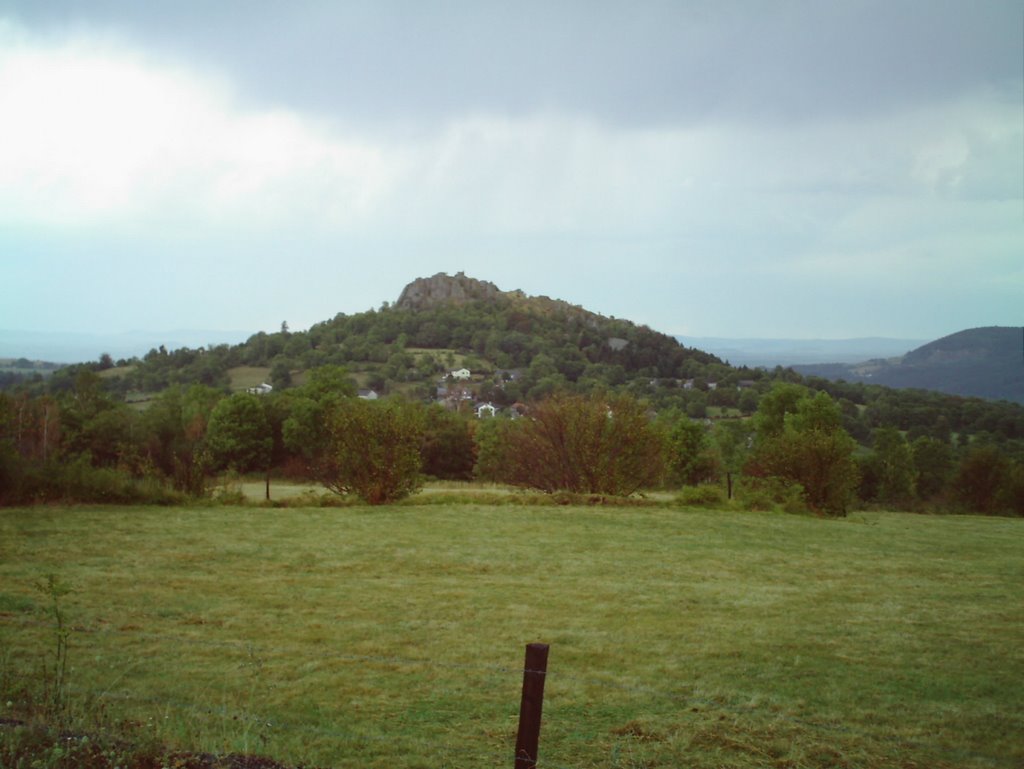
[0,22,396,230]
[3,1,1019,128]
[0,7,1020,341]
[2,13,1018,238]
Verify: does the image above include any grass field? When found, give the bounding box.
[227,366,273,391]
[1,504,1022,768]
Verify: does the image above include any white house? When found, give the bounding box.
[357,389,379,400]
[450,368,471,380]
[475,402,497,418]
[247,382,273,395]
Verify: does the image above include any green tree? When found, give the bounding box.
[753,382,807,438]
[0,393,24,503]
[1002,461,1024,516]
[951,446,1010,514]
[286,398,425,504]
[301,365,358,400]
[911,436,953,500]
[140,385,222,495]
[684,391,708,419]
[473,417,513,483]
[738,389,759,416]
[421,406,476,481]
[329,399,425,504]
[279,368,354,489]
[662,413,717,486]
[59,370,122,463]
[747,386,859,516]
[206,393,273,498]
[712,419,753,499]
[871,427,915,506]
[269,361,293,389]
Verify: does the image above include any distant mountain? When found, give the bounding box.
[0,328,252,364]
[675,336,925,367]
[793,327,1024,404]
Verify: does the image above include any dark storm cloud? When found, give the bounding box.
[5,0,1020,127]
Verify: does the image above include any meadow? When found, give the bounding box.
[1,501,1022,768]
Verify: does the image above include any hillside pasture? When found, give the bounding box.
[97,365,136,380]
[227,366,273,391]
[1,505,1021,768]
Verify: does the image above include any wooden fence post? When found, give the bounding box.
[514,643,549,769]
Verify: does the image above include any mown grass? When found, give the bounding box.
[1,504,1021,768]
[234,479,524,504]
[227,366,272,391]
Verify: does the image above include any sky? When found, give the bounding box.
[1,0,1021,351]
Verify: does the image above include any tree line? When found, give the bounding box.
[2,369,1021,516]
[5,301,1023,461]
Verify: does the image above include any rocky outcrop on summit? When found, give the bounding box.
[395,272,504,310]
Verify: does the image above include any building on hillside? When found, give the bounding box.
[357,389,379,400]
[509,402,529,419]
[450,368,471,380]
[475,402,497,418]
[439,386,475,410]
[247,383,273,395]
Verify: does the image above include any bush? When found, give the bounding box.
[737,477,808,514]
[285,398,425,505]
[499,392,664,495]
[675,484,727,508]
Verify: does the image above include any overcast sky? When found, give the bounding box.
[1,0,1021,347]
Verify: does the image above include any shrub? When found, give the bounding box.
[285,398,426,505]
[499,392,664,495]
[738,477,808,514]
[675,484,727,508]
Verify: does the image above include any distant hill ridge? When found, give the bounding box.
[794,326,1024,404]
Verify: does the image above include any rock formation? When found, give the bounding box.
[395,272,504,310]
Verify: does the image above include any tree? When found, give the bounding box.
[328,399,425,504]
[951,446,1010,514]
[421,406,476,481]
[206,393,273,498]
[712,419,753,499]
[753,382,808,438]
[269,361,293,389]
[684,391,707,419]
[139,385,222,495]
[911,436,953,500]
[738,388,759,416]
[662,413,717,486]
[500,392,664,495]
[747,386,859,516]
[301,365,358,400]
[286,398,425,504]
[473,417,513,483]
[870,427,916,506]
